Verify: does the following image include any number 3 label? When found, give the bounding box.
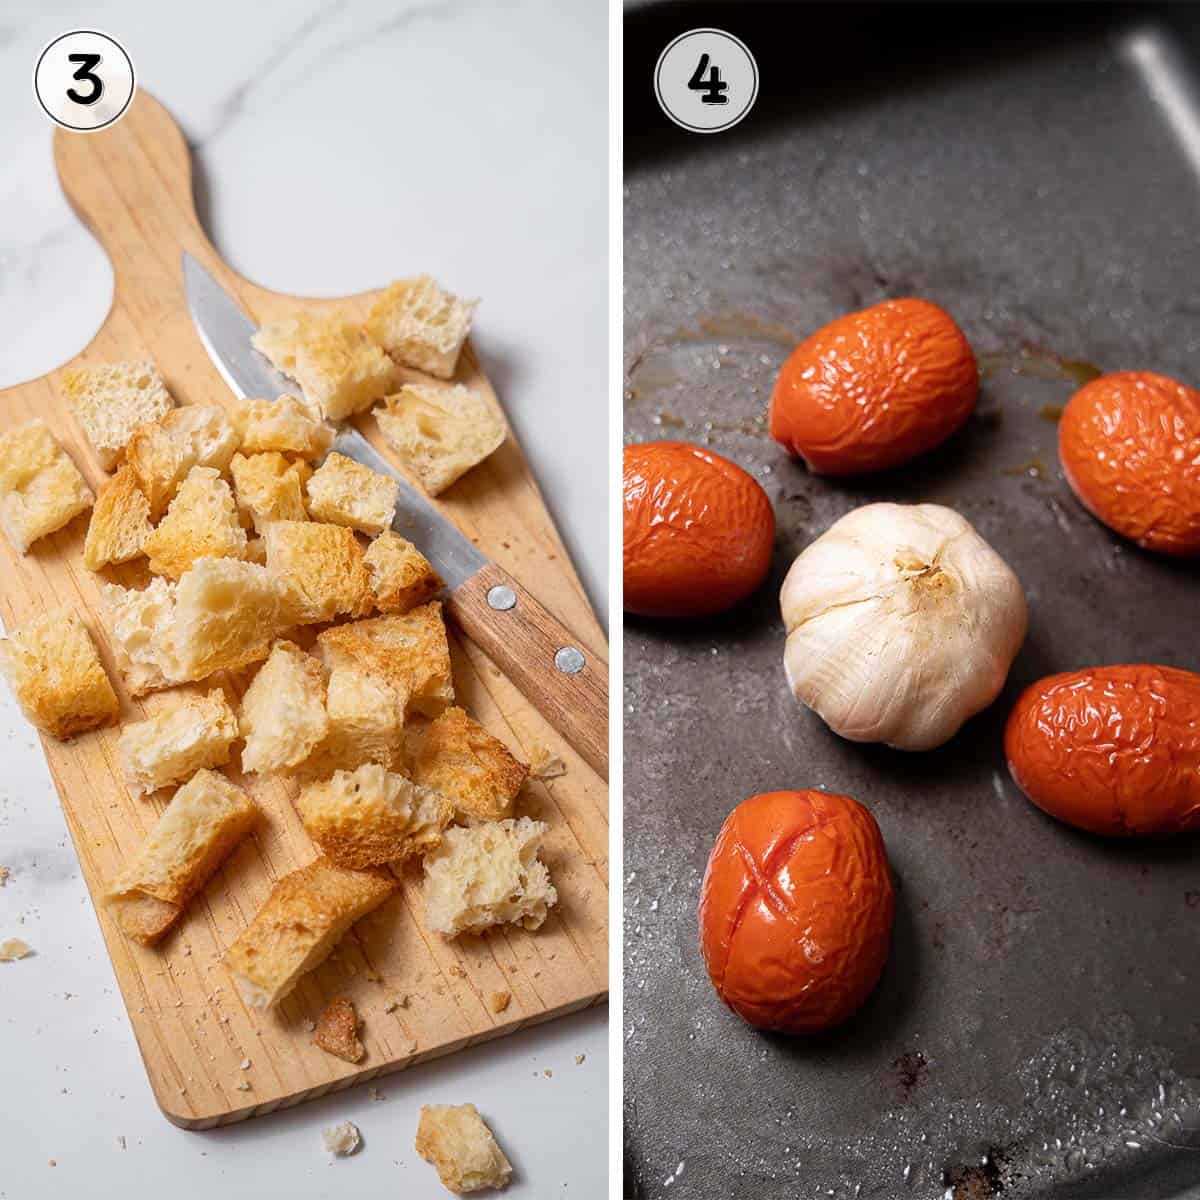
[655,29,758,135]
[35,31,135,132]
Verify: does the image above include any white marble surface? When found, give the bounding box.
[0,2,608,1197]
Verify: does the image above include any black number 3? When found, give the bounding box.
[687,53,728,105]
[66,53,104,106]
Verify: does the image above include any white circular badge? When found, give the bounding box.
[654,28,758,135]
[34,30,136,133]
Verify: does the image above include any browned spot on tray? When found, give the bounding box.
[893,1049,927,1094]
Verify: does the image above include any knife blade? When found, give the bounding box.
[181,252,608,778]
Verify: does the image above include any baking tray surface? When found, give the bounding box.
[624,6,1200,1198]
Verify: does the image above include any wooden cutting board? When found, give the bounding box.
[0,92,608,1129]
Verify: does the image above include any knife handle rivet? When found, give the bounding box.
[487,585,517,612]
[555,646,586,675]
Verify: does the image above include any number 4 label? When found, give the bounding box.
[655,29,758,134]
[687,54,728,105]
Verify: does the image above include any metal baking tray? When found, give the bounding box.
[623,5,1200,1198]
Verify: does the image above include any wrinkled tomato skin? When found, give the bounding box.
[623,441,775,619]
[769,298,978,476]
[1005,665,1200,836]
[698,790,895,1034]
[1058,371,1200,557]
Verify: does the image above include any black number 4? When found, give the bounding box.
[66,53,104,106]
[687,53,728,105]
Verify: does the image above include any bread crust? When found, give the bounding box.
[223,859,397,1008]
[312,996,364,1063]
[106,769,257,945]
[0,606,119,739]
[414,1103,512,1194]
[411,707,528,824]
[296,763,451,869]
[316,602,453,719]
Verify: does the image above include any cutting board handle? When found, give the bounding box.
[53,91,244,337]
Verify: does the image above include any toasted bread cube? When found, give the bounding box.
[61,359,174,469]
[0,419,94,554]
[411,707,528,824]
[231,394,334,461]
[317,602,453,719]
[415,1104,512,1194]
[363,531,441,613]
[375,384,505,496]
[117,688,239,797]
[365,276,478,380]
[422,817,556,937]
[126,405,239,518]
[99,577,182,695]
[252,312,396,421]
[223,859,397,1009]
[299,668,404,776]
[144,466,247,580]
[107,769,257,945]
[173,558,284,682]
[0,417,62,491]
[305,452,398,536]
[229,451,311,533]
[313,996,364,1063]
[262,520,372,625]
[239,641,329,774]
[296,763,450,869]
[0,606,119,739]
[83,465,152,571]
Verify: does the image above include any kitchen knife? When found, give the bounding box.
[182,253,608,779]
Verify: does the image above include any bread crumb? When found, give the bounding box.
[235,1081,251,1092]
[116,1136,126,1150]
[415,1103,511,1193]
[447,964,466,979]
[239,1059,251,1070]
[575,1054,586,1065]
[368,1085,385,1102]
[383,999,398,1013]
[529,746,567,780]
[0,938,31,961]
[322,1121,361,1157]
[0,866,9,886]
[486,991,511,1014]
[543,1068,553,1078]
[313,996,364,1063]
[304,1019,317,1033]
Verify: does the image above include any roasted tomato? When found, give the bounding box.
[698,789,895,1033]
[623,441,775,618]
[1005,664,1200,835]
[1058,371,1200,557]
[769,298,977,475]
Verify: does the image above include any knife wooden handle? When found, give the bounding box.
[447,564,609,780]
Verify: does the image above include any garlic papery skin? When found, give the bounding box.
[780,502,1027,750]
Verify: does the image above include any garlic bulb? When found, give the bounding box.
[780,503,1027,750]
